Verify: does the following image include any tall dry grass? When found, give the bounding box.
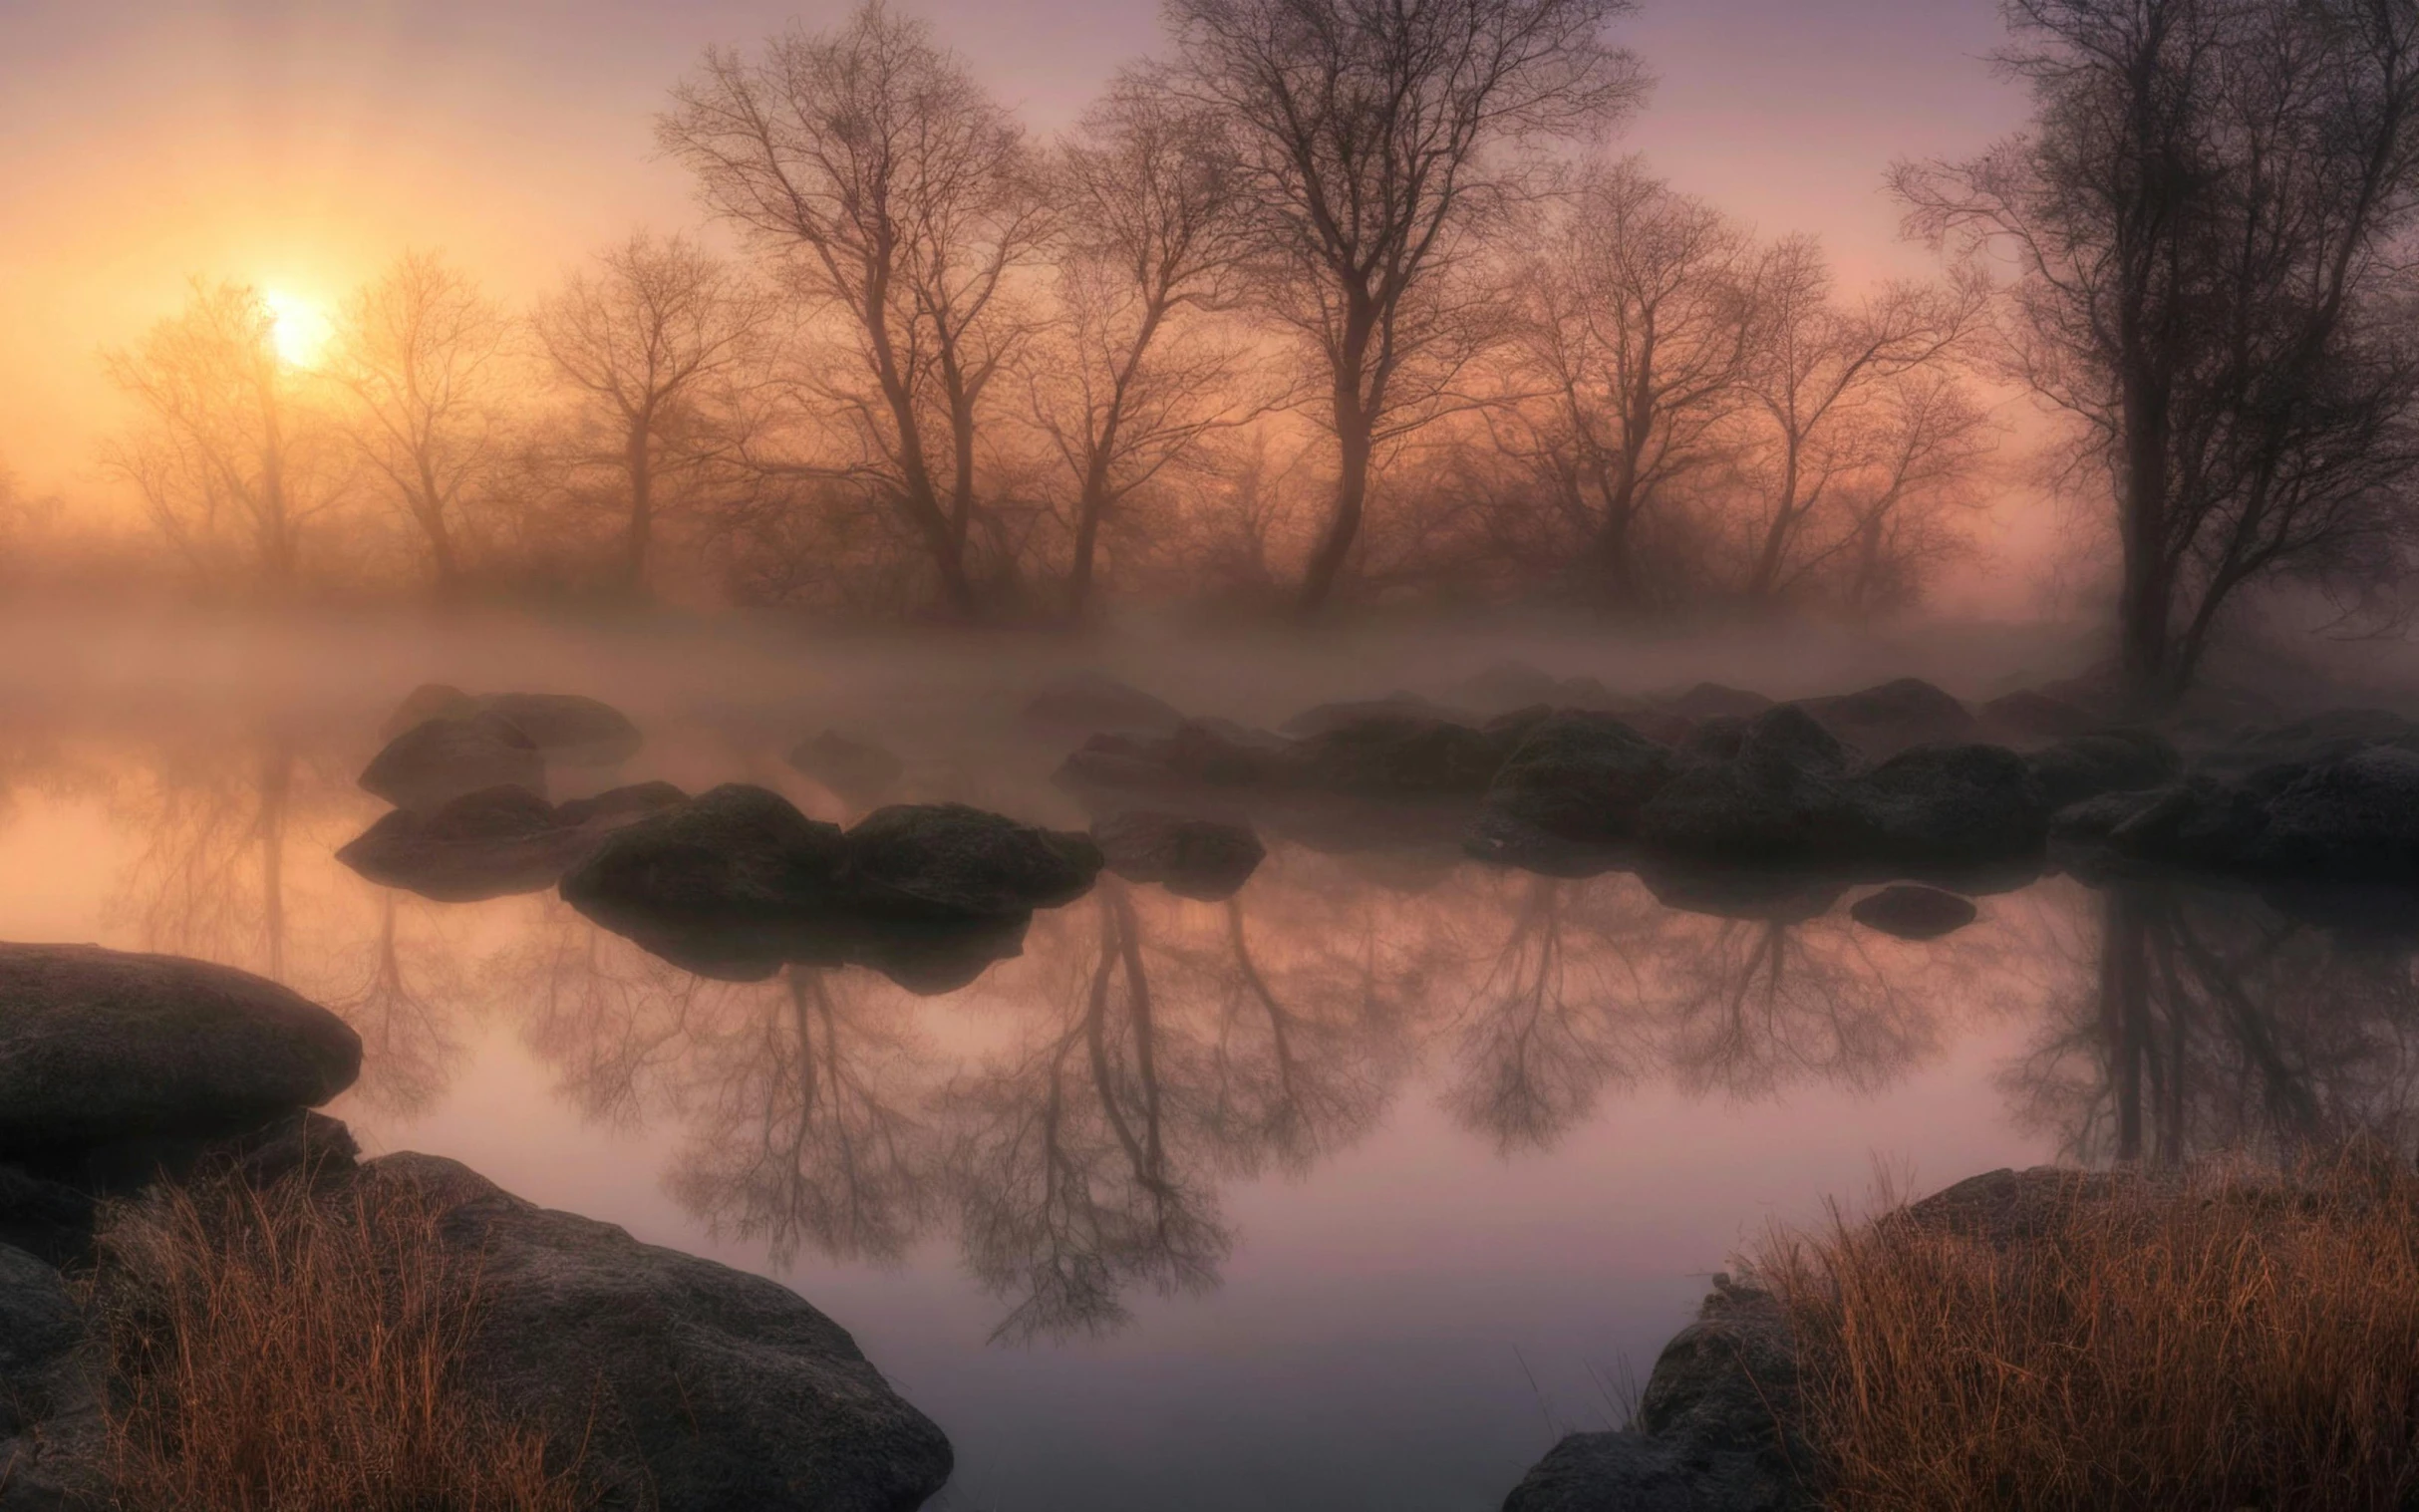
[1759,1152,2419,1511]
[89,1171,589,1511]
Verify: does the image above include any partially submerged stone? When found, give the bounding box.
[561,784,848,931]
[1286,713,1509,797]
[360,712,547,813]
[340,783,686,903]
[1638,707,1866,863]
[1853,743,2049,869]
[1478,711,1675,845]
[837,803,1103,920]
[1092,810,1267,901]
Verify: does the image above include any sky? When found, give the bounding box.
[0,0,2031,496]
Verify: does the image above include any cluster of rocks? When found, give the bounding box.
[0,942,951,1511]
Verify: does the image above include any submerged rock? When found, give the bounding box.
[1093,810,1267,901]
[837,803,1103,920]
[2246,746,2419,881]
[1850,884,1979,941]
[0,945,361,1157]
[788,730,906,806]
[360,712,547,812]
[361,1152,954,1512]
[1478,712,1675,845]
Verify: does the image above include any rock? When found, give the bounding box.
[552,781,689,828]
[2025,729,2180,809]
[1277,692,1467,738]
[837,803,1103,920]
[360,1153,952,1512]
[1500,1275,1810,1512]
[360,712,547,813]
[1851,743,2050,869]
[2050,777,2271,873]
[1452,662,1624,715]
[2195,708,2419,783]
[560,784,848,931]
[1795,678,1975,758]
[475,693,643,767]
[1661,683,1775,722]
[2246,746,2419,881]
[1676,715,1752,765]
[1978,688,2100,745]
[1478,712,1675,845]
[1638,706,1866,863]
[788,731,906,806]
[794,916,1033,996]
[1092,811,1267,901]
[0,1241,106,1512]
[1022,671,1186,739]
[1054,721,1287,795]
[381,682,476,741]
[1850,884,1979,941]
[0,945,361,1158]
[0,1165,91,1269]
[1287,714,1508,797]
[338,784,590,903]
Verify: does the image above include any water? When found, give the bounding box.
[1,628,2405,1512]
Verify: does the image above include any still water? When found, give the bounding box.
[0,632,2400,1512]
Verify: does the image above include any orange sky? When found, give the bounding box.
[0,0,2029,500]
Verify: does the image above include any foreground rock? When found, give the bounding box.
[1501,1274,1809,1512]
[360,712,547,812]
[2024,728,2179,809]
[0,1240,106,1512]
[0,945,362,1156]
[338,783,685,903]
[1850,884,1978,941]
[364,1153,952,1512]
[1092,810,1266,901]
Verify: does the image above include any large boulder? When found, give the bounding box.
[476,693,643,767]
[362,1153,952,1512]
[560,784,847,932]
[837,804,1103,920]
[1278,693,1467,738]
[1795,678,1975,758]
[0,945,361,1157]
[338,784,589,903]
[1054,721,1287,795]
[360,712,547,813]
[1851,743,2051,869]
[1286,714,1508,797]
[2194,708,2419,784]
[1501,1276,1809,1512]
[2025,729,2180,810]
[2049,777,2272,873]
[1021,672,1186,739]
[1638,706,1867,863]
[788,731,906,807]
[1478,712,1676,845]
[1092,811,1266,901]
[2245,746,2419,881]
[0,1241,106,1512]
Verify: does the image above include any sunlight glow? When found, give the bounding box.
[261,287,330,368]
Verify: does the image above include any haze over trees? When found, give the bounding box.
[30,0,2419,702]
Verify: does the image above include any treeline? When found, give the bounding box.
[35,0,2003,621]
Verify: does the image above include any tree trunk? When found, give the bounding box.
[622,422,654,599]
[2117,359,2174,717]
[1068,454,1112,621]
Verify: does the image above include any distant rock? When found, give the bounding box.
[2194,708,2419,783]
[0,945,361,1157]
[1477,711,1675,845]
[1795,678,1976,759]
[787,730,906,806]
[1279,692,1472,738]
[837,803,1103,920]
[1287,713,1509,797]
[360,1152,954,1512]
[379,688,642,767]
[1092,810,1267,901]
[1850,884,1979,941]
[2024,729,2179,810]
[1451,661,1624,715]
[1978,688,2100,746]
[381,682,477,741]
[1852,743,2050,870]
[339,783,685,903]
[1661,683,1775,722]
[360,712,547,813]
[1022,671,1186,739]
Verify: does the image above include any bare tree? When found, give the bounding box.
[533,232,771,597]
[1498,157,1756,607]
[327,251,511,594]
[1897,0,2419,711]
[101,280,342,591]
[659,1,1052,617]
[1733,239,1981,603]
[1165,0,1649,610]
[1031,76,1260,618]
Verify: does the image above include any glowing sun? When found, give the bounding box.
[261,287,331,367]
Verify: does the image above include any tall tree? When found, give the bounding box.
[1165,0,1648,611]
[533,233,771,598]
[101,280,340,591]
[1031,77,1260,618]
[659,1,1051,617]
[1898,0,2419,710]
[328,251,511,594]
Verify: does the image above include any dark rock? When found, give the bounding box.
[1278,692,1466,738]
[2051,777,2272,873]
[338,784,587,903]
[360,712,546,813]
[1093,811,1266,901]
[1677,715,1751,765]
[838,803,1103,920]
[1850,884,1979,941]
[381,681,476,741]
[788,731,906,806]
[0,1165,91,1270]
[1852,743,2050,869]
[475,693,643,766]
[1795,677,1975,758]
[2025,729,2180,810]
[1022,671,1186,739]
[2245,746,2419,881]
[2195,708,2419,783]
[360,1153,952,1512]
[552,781,689,828]
[1453,662,1625,715]
[561,783,847,931]
[1979,688,2100,745]
[1638,863,1850,925]
[0,945,361,1157]
[1661,683,1775,722]
[797,916,1034,996]
[1287,714,1508,797]
[1054,721,1288,795]
[1638,707,1866,863]
[0,1241,106,1511]
[1478,712,1675,845]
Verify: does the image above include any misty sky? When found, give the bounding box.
[0,0,2028,493]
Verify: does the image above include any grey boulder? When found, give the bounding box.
[1795,677,1975,758]
[360,712,547,813]
[1638,706,1866,863]
[1479,712,1676,845]
[1851,743,2050,869]
[1092,810,1266,901]
[838,804,1103,919]
[560,784,846,930]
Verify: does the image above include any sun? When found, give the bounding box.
[261,287,331,368]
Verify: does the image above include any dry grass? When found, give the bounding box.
[88,1171,590,1512]
[1759,1150,2419,1511]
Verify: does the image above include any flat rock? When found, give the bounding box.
[1092,810,1266,901]
[0,945,361,1157]
[360,712,547,813]
[361,1153,952,1512]
[338,784,590,903]
[1849,884,1979,941]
